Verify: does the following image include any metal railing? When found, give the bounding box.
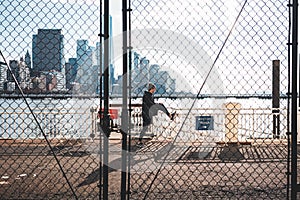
[0,104,288,142]
[91,105,288,142]
[0,108,93,139]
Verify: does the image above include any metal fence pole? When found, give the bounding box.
[103,0,110,199]
[287,1,292,198]
[121,0,129,199]
[291,0,298,198]
[98,0,104,199]
[127,0,133,199]
[272,60,280,139]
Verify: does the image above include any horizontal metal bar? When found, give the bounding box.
[0,94,293,99]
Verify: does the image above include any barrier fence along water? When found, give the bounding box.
[91,105,288,141]
[0,105,288,141]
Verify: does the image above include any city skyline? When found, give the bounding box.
[1,0,290,96]
[1,0,122,63]
[0,27,117,94]
[0,27,179,96]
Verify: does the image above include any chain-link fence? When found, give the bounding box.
[1,1,105,199]
[0,0,299,199]
[128,0,294,199]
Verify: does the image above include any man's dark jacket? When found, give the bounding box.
[142,91,156,126]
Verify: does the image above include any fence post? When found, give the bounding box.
[121,0,129,199]
[272,60,280,139]
[90,107,96,138]
[291,0,298,198]
[103,0,110,199]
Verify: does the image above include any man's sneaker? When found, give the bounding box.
[136,142,144,148]
[170,112,177,121]
[150,134,156,138]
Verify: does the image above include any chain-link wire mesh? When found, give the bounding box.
[127,0,293,199]
[0,0,298,199]
[0,0,115,199]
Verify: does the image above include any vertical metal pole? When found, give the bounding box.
[98,0,103,199]
[103,0,110,199]
[272,60,280,139]
[287,2,292,199]
[121,0,128,199]
[291,0,298,198]
[127,0,132,197]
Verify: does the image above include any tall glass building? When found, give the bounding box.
[32,29,65,73]
[76,15,115,94]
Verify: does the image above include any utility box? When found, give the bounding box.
[196,116,214,130]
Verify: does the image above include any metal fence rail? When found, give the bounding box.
[91,105,288,140]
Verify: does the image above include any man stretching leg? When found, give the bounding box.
[138,83,176,146]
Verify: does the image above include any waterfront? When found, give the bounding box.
[0,97,288,140]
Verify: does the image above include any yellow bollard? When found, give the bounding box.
[218,102,244,161]
[224,102,241,143]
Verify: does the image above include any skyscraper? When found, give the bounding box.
[32,29,66,91]
[65,58,77,90]
[124,52,176,96]
[7,60,19,82]
[25,50,31,69]
[95,15,115,93]
[19,57,31,90]
[75,40,92,93]
[74,15,115,94]
[32,29,65,73]
[0,63,7,91]
[7,58,31,91]
[76,40,89,68]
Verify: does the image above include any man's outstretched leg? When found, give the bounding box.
[138,125,148,147]
[151,103,176,120]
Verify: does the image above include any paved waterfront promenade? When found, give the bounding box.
[0,136,291,199]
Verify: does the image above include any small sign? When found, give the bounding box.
[196,116,214,130]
